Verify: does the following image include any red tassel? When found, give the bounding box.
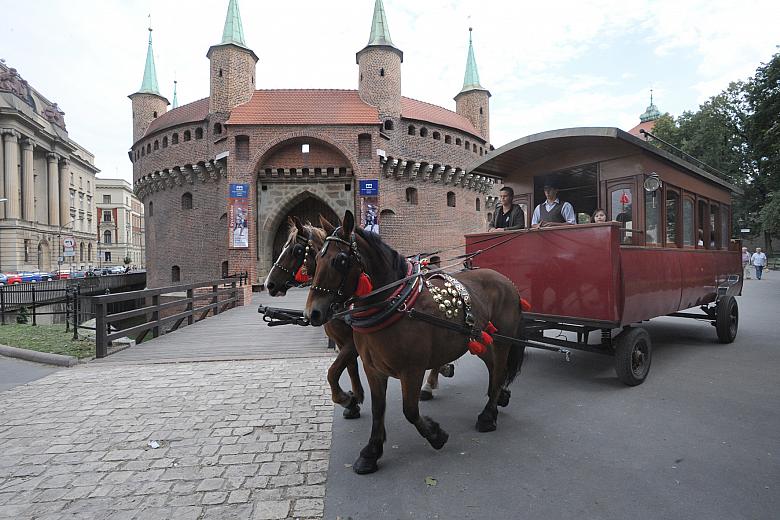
[294,267,310,283]
[520,298,531,312]
[355,273,373,296]
[468,340,486,355]
[480,331,494,346]
[485,321,497,334]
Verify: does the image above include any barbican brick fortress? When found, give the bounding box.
[130,0,499,288]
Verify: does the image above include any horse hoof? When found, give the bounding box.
[420,390,434,401]
[342,405,360,419]
[353,456,379,475]
[429,430,449,450]
[439,364,455,378]
[497,388,511,407]
[476,419,497,433]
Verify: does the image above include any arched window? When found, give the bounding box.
[181,192,193,210]
[445,135,452,144]
[162,136,168,148]
[221,261,229,278]
[433,132,441,140]
[146,143,151,154]
[472,143,477,152]
[408,125,416,136]
[141,147,145,157]
[465,140,470,150]
[103,230,112,244]
[172,133,179,144]
[455,138,462,146]
[171,265,181,282]
[420,127,428,137]
[447,192,456,207]
[406,187,418,205]
[80,243,84,262]
[88,243,93,261]
[380,68,385,77]
[195,128,203,139]
[153,111,158,118]
[148,201,153,217]
[384,120,394,131]
[213,123,222,135]
[476,198,481,211]
[153,140,159,151]
[183,130,191,142]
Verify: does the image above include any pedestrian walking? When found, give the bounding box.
[742,247,752,279]
[751,247,767,280]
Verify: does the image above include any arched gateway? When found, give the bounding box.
[271,197,339,262]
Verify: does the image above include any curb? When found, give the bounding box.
[0,344,79,367]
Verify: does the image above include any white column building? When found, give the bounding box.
[95,179,146,268]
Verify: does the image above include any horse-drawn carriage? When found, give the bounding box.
[260,127,743,473]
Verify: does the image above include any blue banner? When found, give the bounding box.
[230,183,249,198]
[359,180,379,196]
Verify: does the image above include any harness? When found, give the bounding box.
[272,231,312,288]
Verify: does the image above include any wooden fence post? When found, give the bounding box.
[152,294,160,338]
[187,288,194,326]
[212,284,219,316]
[95,299,107,358]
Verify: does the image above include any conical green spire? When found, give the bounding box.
[172,80,178,108]
[367,0,394,47]
[138,27,161,95]
[639,89,661,122]
[461,28,484,93]
[221,0,246,46]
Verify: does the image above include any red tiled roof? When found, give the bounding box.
[227,90,379,126]
[143,97,210,139]
[628,119,656,137]
[400,96,481,138]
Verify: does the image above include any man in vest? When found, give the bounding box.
[489,186,526,231]
[531,178,576,228]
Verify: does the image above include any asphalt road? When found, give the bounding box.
[0,355,60,393]
[325,275,780,520]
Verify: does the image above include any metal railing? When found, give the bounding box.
[91,272,248,358]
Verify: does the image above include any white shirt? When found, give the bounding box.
[531,199,576,225]
[751,252,767,267]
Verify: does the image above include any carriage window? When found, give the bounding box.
[682,197,695,247]
[610,187,633,244]
[710,204,720,249]
[721,206,730,249]
[645,190,660,245]
[666,191,679,247]
[697,199,709,248]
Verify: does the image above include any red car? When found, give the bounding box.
[1,273,22,285]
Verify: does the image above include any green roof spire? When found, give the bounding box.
[367,0,395,47]
[461,28,484,93]
[172,80,179,108]
[221,0,246,47]
[640,89,661,122]
[138,25,161,95]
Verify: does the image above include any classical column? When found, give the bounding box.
[2,129,21,219]
[21,138,34,221]
[47,153,60,226]
[59,158,70,227]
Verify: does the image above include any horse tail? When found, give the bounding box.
[504,341,525,386]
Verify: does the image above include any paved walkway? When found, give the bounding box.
[96,288,329,364]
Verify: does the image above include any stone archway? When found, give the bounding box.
[271,196,339,263]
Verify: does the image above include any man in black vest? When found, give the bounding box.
[489,186,526,231]
[531,178,576,228]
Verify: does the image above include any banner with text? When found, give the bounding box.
[359,180,380,234]
[229,183,249,249]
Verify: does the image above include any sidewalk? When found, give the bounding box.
[0,357,334,519]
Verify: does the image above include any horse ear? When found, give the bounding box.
[319,214,335,234]
[292,215,306,235]
[343,210,355,235]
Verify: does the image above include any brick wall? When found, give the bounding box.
[129,94,168,143]
[455,90,490,143]
[208,45,257,115]
[357,47,402,118]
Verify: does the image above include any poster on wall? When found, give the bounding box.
[229,183,249,249]
[359,180,380,234]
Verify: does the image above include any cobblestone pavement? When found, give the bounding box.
[0,358,334,519]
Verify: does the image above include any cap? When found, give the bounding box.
[543,177,559,189]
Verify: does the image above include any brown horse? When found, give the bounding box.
[305,211,525,474]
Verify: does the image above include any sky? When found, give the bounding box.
[1,0,778,184]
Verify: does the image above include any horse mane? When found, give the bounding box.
[286,221,326,245]
[355,227,407,280]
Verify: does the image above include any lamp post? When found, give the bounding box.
[57,219,77,275]
[0,199,6,272]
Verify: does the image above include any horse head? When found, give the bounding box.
[264,216,315,296]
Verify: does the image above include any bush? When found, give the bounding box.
[16,306,29,324]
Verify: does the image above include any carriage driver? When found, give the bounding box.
[489,186,526,231]
[531,178,576,228]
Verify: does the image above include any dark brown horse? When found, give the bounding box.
[305,211,525,474]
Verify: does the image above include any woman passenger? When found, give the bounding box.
[592,208,607,223]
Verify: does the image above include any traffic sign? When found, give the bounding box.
[63,237,76,248]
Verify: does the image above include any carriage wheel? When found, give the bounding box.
[614,327,652,386]
[715,295,738,344]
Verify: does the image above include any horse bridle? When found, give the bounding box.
[311,227,365,304]
[272,231,313,288]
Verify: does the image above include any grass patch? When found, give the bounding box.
[0,323,95,359]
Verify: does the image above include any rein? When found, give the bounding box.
[272,229,313,288]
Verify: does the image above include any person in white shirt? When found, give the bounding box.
[741,247,752,279]
[751,247,767,280]
[531,179,576,228]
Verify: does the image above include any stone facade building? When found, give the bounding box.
[95,178,145,268]
[130,0,500,288]
[0,62,99,273]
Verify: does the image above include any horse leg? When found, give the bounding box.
[420,369,439,401]
[353,366,388,475]
[401,370,449,450]
[326,343,361,419]
[476,345,510,433]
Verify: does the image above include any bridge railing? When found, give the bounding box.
[91,272,249,358]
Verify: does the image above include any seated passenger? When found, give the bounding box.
[489,186,526,231]
[592,208,607,223]
[531,179,576,228]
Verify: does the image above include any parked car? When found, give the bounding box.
[1,273,22,285]
[70,270,87,279]
[54,270,71,280]
[0,273,7,285]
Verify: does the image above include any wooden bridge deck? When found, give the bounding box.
[93,288,332,364]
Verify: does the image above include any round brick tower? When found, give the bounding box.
[454,28,491,143]
[356,0,403,119]
[128,27,169,143]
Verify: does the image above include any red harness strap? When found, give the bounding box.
[350,264,422,334]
